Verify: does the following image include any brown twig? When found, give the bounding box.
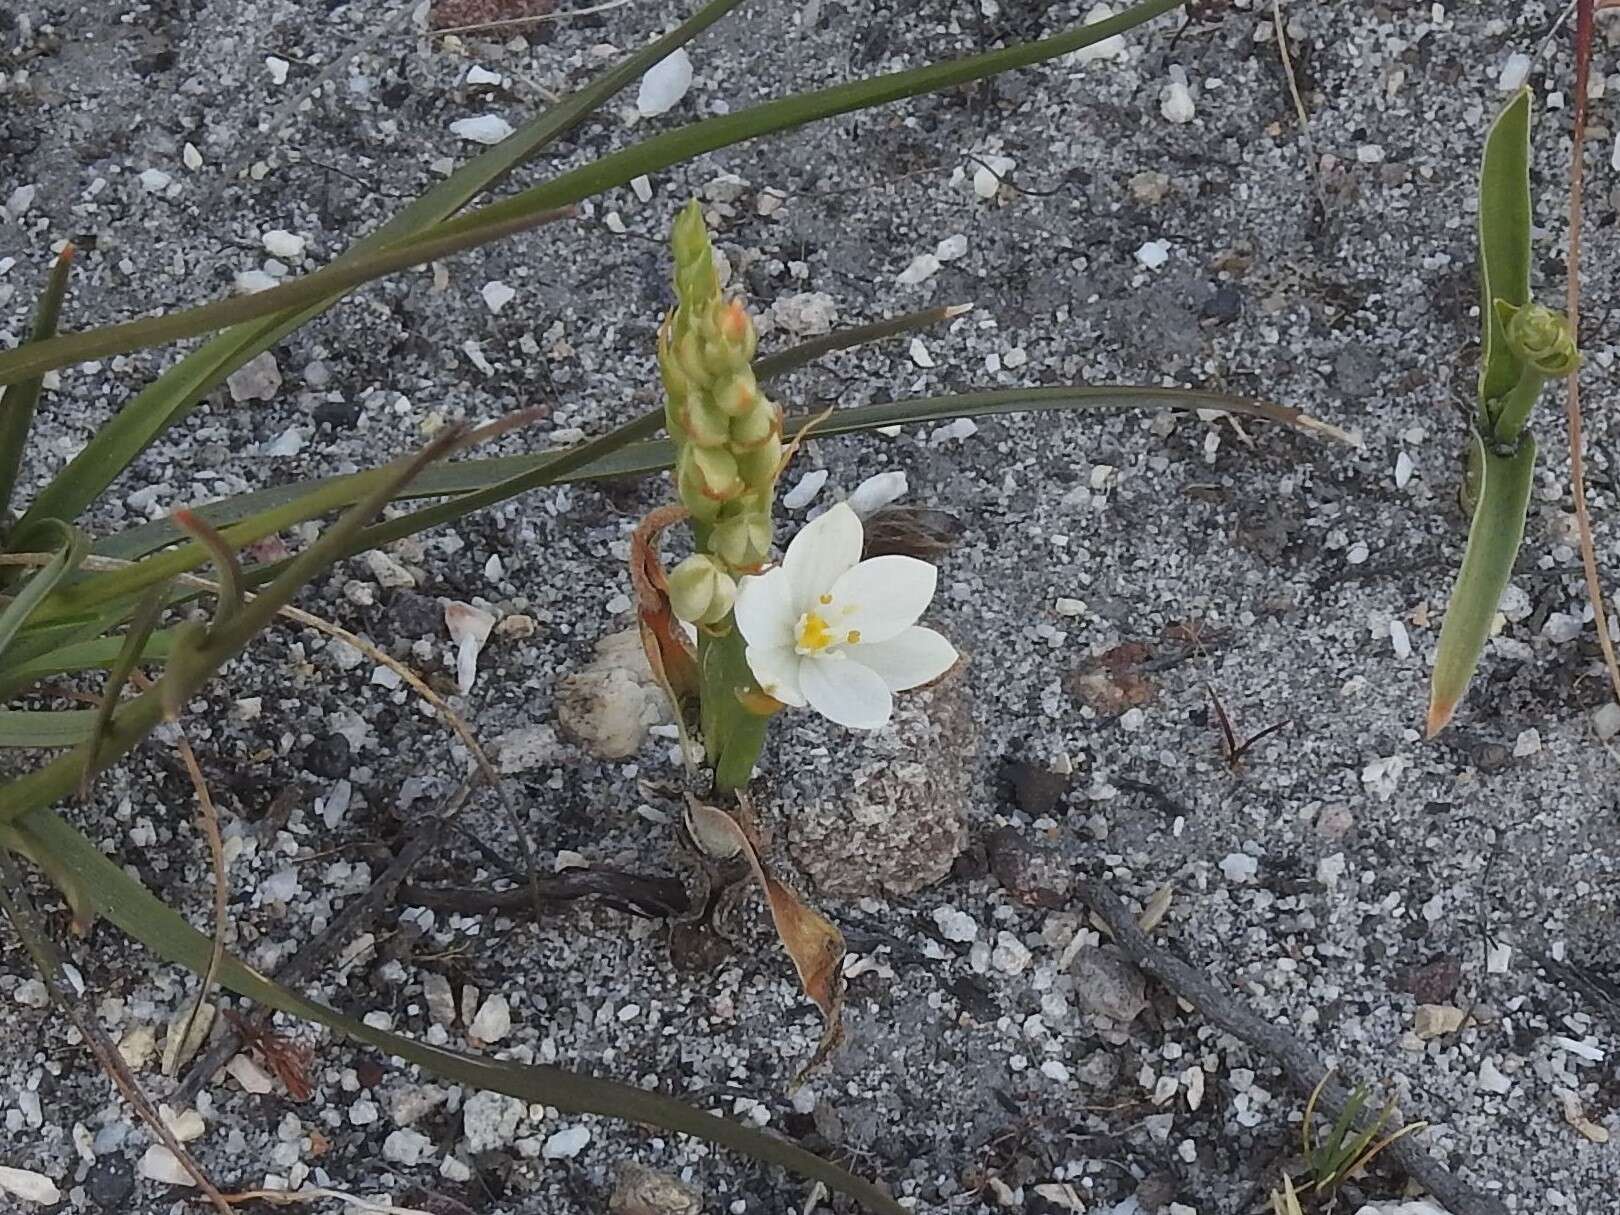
[0,851,234,1213]
[172,785,462,1105]
[1563,0,1620,708]
[1076,875,1509,1215]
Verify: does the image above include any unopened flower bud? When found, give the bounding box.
[711,509,773,568]
[1497,300,1579,377]
[667,554,738,625]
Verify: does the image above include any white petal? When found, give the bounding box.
[800,655,893,730]
[733,566,796,650]
[848,627,959,691]
[826,555,937,645]
[745,645,807,707]
[782,502,863,615]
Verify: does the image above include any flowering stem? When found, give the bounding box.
[699,628,770,792]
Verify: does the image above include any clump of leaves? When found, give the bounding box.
[1277,1070,1428,1205]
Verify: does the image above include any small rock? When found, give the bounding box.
[971,155,1014,199]
[542,1124,590,1160]
[1595,701,1620,742]
[1075,1050,1121,1088]
[461,1090,524,1152]
[847,471,908,517]
[1401,955,1462,1005]
[301,732,351,779]
[492,724,566,774]
[140,168,172,192]
[226,351,282,403]
[0,1167,60,1205]
[137,1146,195,1187]
[896,252,942,286]
[781,469,829,510]
[1135,240,1171,270]
[445,601,496,694]
[935,233,968,261]
[1002,759,1069,816]
[610,1163,703,1215]
[450,114,515,145]
[388,589,440,634]
[182,142,204,171]
[482,280,516,314]
[1160,75,1196,124]
[5,184,37,216]
[1512,728,1541,758]
[770,291,838,337]
[1413,1004,1466,1039]
[991,931,1033,976]
[226,1054,274,1094]
[117,1025,156,1070]
[468,994,512,1043]
[1069,3,1128,63]
[933,906,979,943]
[1219,852,1258,883]
[1201,283,1242,323]
[1477,1057,1512,1094]
[382,1128,435,1165]
[13,978,48,1008]
[1498,52,1531,92]
[987,827,1071,908]
[1543,612,1582,644]
[160,1001,215,1076]
[637,49,693,116]
[1069,947,1148,1024]
[423,973,456,1027]
[1129,170,1170,203]
[84,1158,135,1210]
[557,628,673,759]
[265,55,290,85]
[261,229,306,260]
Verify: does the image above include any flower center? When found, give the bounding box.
[795,602,862,656]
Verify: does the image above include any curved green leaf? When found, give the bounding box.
[0,245,74,521]
[1478,88,1533,412]
[0,711,96,748]
[1427,433,1536,735]
[0,520,86,666]
[14,807,903,1214]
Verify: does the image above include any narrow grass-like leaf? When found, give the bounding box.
[1478,88,1533,414]
[13,808,904,1214]
[4,631,177,682]
[11,0,748,535]
[80,585,168,798]
[751,303,972,381]
[0,520,85,665]
[0,207,574,387]
[0,244,74,520]
[1427,434,1537,736]
[0,711,97,747]
[172,511,243,626]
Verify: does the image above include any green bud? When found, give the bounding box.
[683,445,742,503]
[667,554,738,626]
[711,510,773,568]
[734,434,783,491]
[729,400,779,450]
[1496,300,1580,377]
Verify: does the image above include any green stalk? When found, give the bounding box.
[700,628,772,792]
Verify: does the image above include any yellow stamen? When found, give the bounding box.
[846,629,861,644]
[796,611,835,653]
[818,593,833,605]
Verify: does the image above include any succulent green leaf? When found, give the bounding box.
[0,245,74,524]
[1477,88,1533,413]
[1427,432,1537,735]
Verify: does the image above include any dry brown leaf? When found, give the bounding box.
[686,798,846,1080]
[224,1010,315,1102]
[629,506,701,707]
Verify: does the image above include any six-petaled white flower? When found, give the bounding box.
[733,502,959,729]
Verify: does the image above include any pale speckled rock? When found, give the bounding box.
[609,1163,703,1215]
[1069,946,1149,1025]
[783,670,973,897]
[556,629,672,760]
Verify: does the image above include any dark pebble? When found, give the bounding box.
[86,1157,135,1209]
[1002,759,1069,816]
[986,827,1071,909]
[313,399,361,430]
[301,731,352,779]
[1200,283,1243,323]
[389,590,442,637]
[1400,953,1462,1004]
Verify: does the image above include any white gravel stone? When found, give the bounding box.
[140,168,172,192]
[1395,451,1414,488]
[1219,852,1258,883]
[1594,701,1620,742]
[935,233,968,261]
[481,280,516,314]
[992,931,1032,975]
[542,1124,591,1160]
[226,1054,274,1094]
[138,1146,195,1186]
[349,1099,380,1126]
[227,351,282,402]
[770,291,838,337]
[1070,3,1127,63]
[1478,1057,1512,1094]
[637,48,693,116]
[897,253,942,286]
[1543,612,1582,643]
[265,55,289,85]
[466,64,504,87]
[261,229,305,260]
[468,993,512,1043]
[932,906,979,942]
[1513,728,1541,758]
[0,1167,59,1206]
[5,184,36,216]
[1390,620,1412,659]
[781,469,828,510]
[848,471,908,516]
[1498,52,1531,92]
[462,1090,524,1152]
[450,114,514,145]
[13,978,48,1008]
[1135,240,1170,269]
[383,1128,435,1165]
[1161,78,1196,124]
[909,336,936,367]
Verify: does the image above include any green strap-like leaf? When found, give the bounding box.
[1477,88,1533,413]
[9,0,749,536]
[0,521,86,666]
[0,711,96,748]
[0,246,74,522]
[1427,433,1537,735]
[12,807,903,1214]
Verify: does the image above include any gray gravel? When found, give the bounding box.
[3,1,1620,1212]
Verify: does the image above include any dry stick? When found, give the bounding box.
[173,783,464,1106]
[1272,0,1329,221]
[0,851,235,1214]
[1076,877,1509,1215]
[134,670,231,1073]
[1563,0,1620,706]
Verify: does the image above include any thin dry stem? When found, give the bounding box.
[1564,0,1620,706]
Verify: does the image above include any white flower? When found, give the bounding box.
[733,502,958,729]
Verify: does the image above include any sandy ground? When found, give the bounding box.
[2,1,1619,1212]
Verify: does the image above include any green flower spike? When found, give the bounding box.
[667,554,738,626]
